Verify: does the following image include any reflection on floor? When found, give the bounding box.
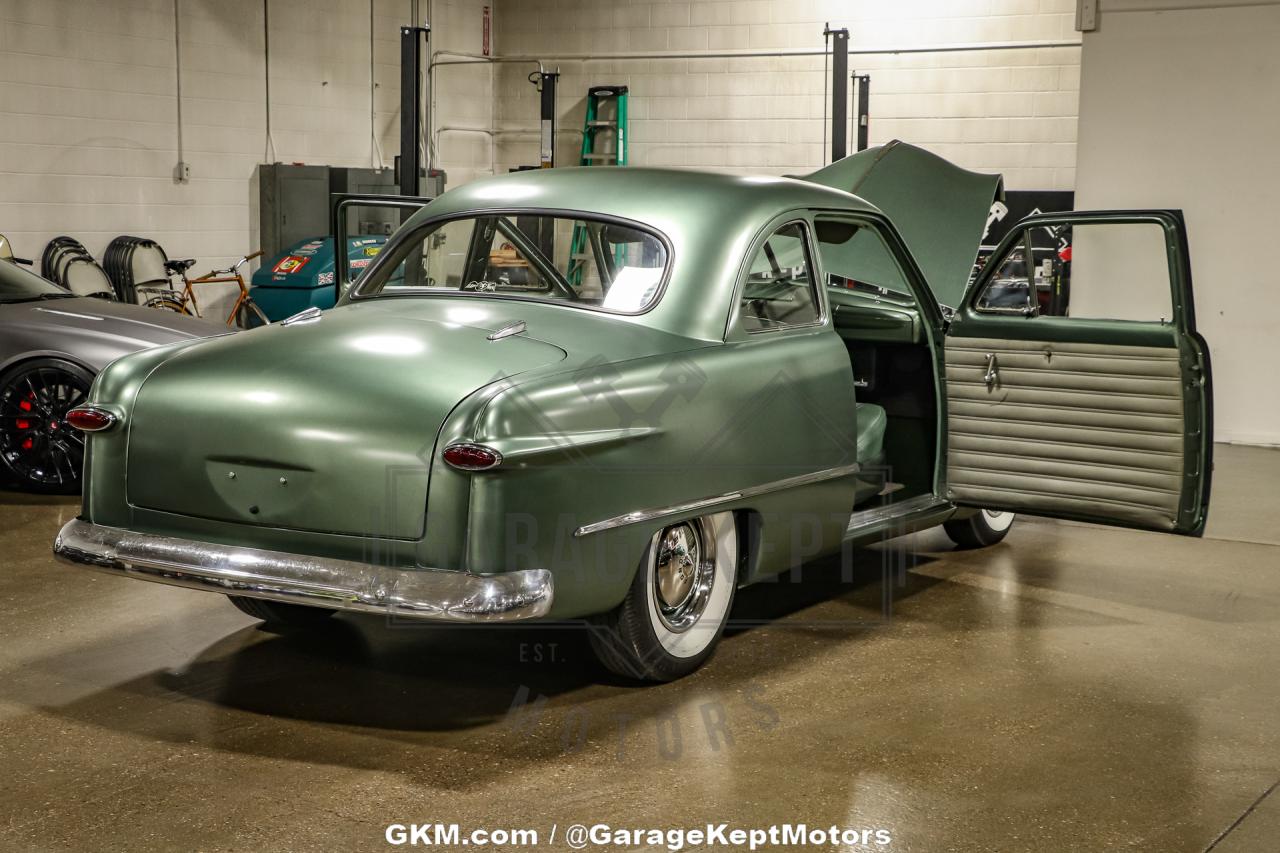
[0,444,1277,851]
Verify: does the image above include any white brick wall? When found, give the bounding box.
[1,0,1080,306]
[492,0,1081,188]
[428,0,495,186]
[1074,0,1280,445]
[0,0,486,304]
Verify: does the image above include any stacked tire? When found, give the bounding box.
[39,237,115,300]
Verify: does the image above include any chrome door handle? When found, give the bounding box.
[984,352,999,388]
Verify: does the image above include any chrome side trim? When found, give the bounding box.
[576,493,742,539]
[34,307,105,321]
[573,462,860,538]
[53,519,552,623]
[487,320,527,340]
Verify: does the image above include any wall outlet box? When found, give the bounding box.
[174,161,191,184]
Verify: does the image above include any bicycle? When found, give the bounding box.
[142,251,269,328]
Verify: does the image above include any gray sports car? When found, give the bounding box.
[1,258,226,492]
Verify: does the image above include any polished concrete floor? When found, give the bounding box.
[1,444,1277,852]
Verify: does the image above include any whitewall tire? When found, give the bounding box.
[943,509,1016,549]
[589,512,738,681]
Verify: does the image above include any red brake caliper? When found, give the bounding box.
[18,394,35,451]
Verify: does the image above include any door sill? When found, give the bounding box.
[845,493,952,538]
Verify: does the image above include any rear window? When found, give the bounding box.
[352,214,669,313]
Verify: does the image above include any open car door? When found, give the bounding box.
[332,193,431,299]
[944,210,1213,535]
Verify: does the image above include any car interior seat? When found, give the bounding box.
[852,401,889,507]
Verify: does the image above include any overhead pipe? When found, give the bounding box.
[479,39,1080,63]
[425,39,1079,174]
[172,0,187,182]
[370,0,382,168]
[426,52,546,175]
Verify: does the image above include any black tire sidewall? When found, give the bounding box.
[944,510,1014,549]
[590,517,738,682]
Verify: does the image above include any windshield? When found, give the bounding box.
[0,261,76,304]
[352,214,669,313]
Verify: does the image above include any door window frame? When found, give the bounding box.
[947,208,1211,537]
[961,210,1197,332]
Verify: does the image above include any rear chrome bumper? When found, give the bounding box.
[53,519,553,623]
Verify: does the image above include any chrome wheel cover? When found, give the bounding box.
[652,519,715,633]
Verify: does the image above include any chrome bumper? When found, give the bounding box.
[53,519,553,623]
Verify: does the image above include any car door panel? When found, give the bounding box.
[945,336,1187,530]
[944,210,1211,535]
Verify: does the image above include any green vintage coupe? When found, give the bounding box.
[55,142,1212,681]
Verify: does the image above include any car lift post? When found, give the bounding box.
[399,24,430,197]
[825,25,849,161]
[854,73,870,151]
[536,71,560,167]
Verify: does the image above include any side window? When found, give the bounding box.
[740,222,820,332]
[975,221,1175,321]
[384,217,473,290]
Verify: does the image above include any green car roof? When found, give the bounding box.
[392,167,879,342]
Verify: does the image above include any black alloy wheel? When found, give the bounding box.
[0,359,93,493]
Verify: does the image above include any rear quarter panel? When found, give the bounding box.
[449,328,859,619]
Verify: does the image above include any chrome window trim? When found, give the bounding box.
[737,217,827,336]
[573,461,860,538]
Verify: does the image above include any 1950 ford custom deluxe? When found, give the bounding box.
[55,142,1212,681]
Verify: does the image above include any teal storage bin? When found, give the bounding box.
[250,236,387,322]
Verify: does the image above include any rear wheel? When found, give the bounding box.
[143,294,190,314]
[944,509,1015,548]
[0,358,92,493]
[227,595,337,628]
[588,512,737,682]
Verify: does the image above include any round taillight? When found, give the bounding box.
[66,407,117,432]
[442,443,502,471]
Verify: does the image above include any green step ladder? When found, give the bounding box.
[569,85,629,287]
[579,85,629,166]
